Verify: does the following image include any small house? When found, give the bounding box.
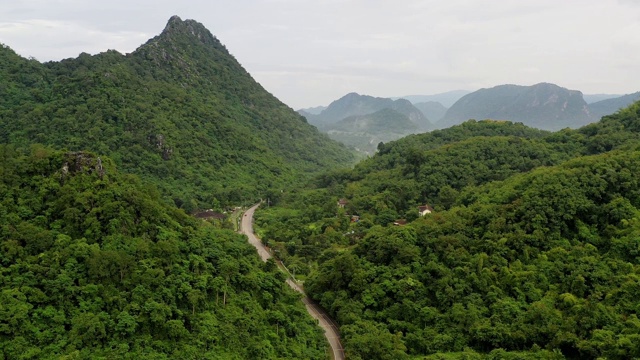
[418,204,434,216]
[337,198,348,209]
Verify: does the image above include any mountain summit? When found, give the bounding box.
[0,16,353,210]
[438,83,594,130]
[158,15,223,46]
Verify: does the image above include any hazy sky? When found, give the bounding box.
[1,0,639,109]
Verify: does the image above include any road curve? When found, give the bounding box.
[240,203,345,360]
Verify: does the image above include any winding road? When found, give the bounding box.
[240,203,345,360]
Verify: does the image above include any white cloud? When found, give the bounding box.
[0,18,149,60]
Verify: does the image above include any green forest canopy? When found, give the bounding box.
[4,15,640,360]
[0,146,328,359]
[255,101,640,359]
[0,17,354,212]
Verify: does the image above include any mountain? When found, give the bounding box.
[324,108,418,154]
[438,83,594,130]
[588,91,640,118]
[303,92,431,131]
[299,93,433,155]
[583,93,622,103]
[302,92,386,128]
[412,101,448,123]
[397,90,471,107]
[0,16,353,211]
[388,98,433,131]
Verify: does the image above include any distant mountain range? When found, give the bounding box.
[300,105,326,115]
[438,83,592,130]
[589,92,640,119]
[298,93,433,154]
[298,90,468,124]
[299,86,638,150]
[437,83,640,130]
[583,93,623,104]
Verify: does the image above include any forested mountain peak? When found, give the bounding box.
[0,43,20,59]
[144,15,228,54]
[132,16,246,85]
[0,16,354,211]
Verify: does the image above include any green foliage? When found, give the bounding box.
[0,17,354,212]
[306,150,640,358]
[257,103,640,359]
[0,146,327,359]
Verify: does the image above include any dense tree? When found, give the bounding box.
[257,102,640,358]
[0,17,354,211]
[0,146,327,359]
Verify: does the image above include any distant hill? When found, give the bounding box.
[298,93,434,154]
[302,93,431,130]
[588,91,640,118]
[325,108,418,155]
[583,93,623,104]
[397,90,471,107]
[0,16,353,210]
[330,108,417,134]
[438,83,594,130]
[389,98,433,131]
[298,105,326,115]
[302,92,387,128]
[413,101,448,123]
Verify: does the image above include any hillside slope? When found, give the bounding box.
[0,146,327,359]
[0,16,353,210]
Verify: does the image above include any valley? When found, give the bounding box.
[2,11,640,360]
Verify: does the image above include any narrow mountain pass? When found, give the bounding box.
[240,203,345,360]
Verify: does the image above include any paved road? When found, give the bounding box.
[240,203,345,360]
